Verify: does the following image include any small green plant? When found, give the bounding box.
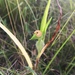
[30,0,52,55]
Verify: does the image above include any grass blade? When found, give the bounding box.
[45,17,52,33]
[43,29,75,75]
[0,22,33,69]
[40,0,51,33]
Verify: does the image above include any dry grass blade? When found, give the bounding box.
[0,22,33,69]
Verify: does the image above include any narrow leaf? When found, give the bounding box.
[45,17,52,33]
[40,0,51,33]
[36,40,45,54]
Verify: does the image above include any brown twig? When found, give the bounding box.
[34,0,62,69]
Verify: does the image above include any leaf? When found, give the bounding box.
[40,0,51,34]
[36,40,45,54]
[45,17,52,33]
[30,34,37,40]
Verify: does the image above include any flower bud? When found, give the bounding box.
[34,30,42,37]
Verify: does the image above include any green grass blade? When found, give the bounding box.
[66,62,75,75]
[66,57,75,75]
[66,57,75,71]
[0,22,33,69]
[43,29,75,75]
[40,0,51,33]
[69,0,73,10]
[45,17,52,33]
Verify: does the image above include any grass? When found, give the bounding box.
[0,0,75,75]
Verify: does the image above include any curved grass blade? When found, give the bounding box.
[0,22,33,69]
